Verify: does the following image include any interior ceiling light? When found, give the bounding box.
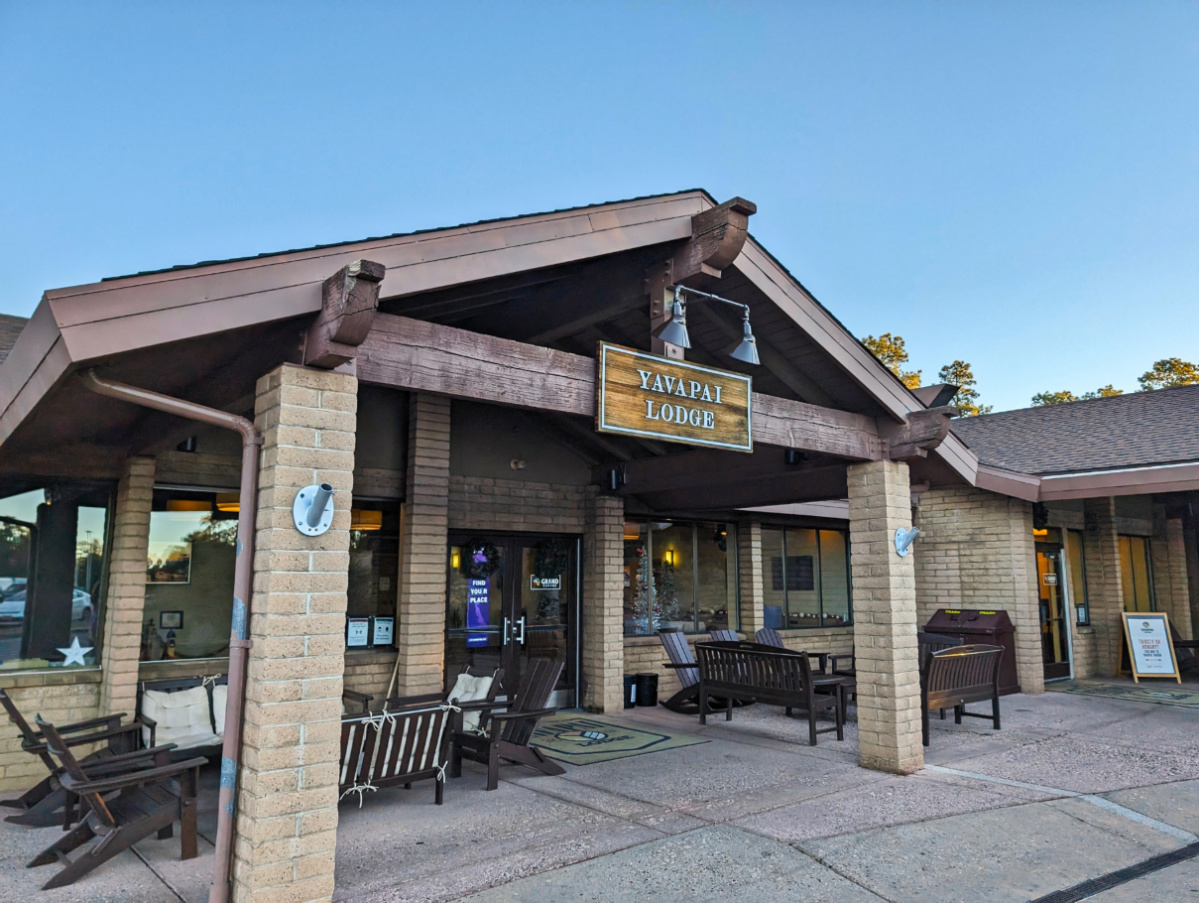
[166,499,211,512]
[350,508,383,531]
[215,492,240,513]
[652,285,761,365]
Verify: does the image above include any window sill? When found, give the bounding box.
[344,648,397,666]
[0,667,102,689]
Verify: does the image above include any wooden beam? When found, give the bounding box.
[304,259,385,369]
[357,314,884,460]
[673,198,757,283]
[634,464,849,511]
[884,405,957,461]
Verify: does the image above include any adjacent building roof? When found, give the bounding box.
[951,385,1199,475]
[0,315,28,365]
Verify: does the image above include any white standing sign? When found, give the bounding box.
[1120,612,1181,683]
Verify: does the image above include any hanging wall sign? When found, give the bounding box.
[466,579,491,648]
[1119,612,1181,683]
[596,343,752,452]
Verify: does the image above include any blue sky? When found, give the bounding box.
[1,2,1196,412]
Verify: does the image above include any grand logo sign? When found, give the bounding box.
[596,343,752,452]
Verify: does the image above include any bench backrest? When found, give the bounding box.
[339,704,451,792]
[925,645,1002,703]
[918,632,963,670]
[696,640,814,692]
[657,628,699,688]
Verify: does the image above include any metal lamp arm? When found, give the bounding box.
[671,284,750,315]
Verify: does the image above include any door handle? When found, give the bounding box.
[515,616,526,645]
[502,616,510,646]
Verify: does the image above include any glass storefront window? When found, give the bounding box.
[762,526,852,629]
[1118,535,1154,613]
[0,485,110,670]
[143,489,237,661]
[623,521,736,635]
[1065,529,1089,626]
[347,500,400,635]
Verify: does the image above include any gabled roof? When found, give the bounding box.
[0,315,28,365]
[951,385,1199,475]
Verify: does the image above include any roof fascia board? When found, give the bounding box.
[1038,462,1199,501]
[975,464,1042,501]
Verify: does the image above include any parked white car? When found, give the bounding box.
[0,588,92,624]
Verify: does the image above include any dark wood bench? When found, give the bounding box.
[921,644,1003,747]
[695,641,846,746]
[339,697,453,806]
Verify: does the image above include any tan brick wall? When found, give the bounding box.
[581,488,623,713]
[913,486,1043,695]
[231,363,357,903]
[737,521,765,636]
[1152,511,1193,640]
[99,455,156,717]
[0,673,102,790]
[848,460,922,774]
[1166,518,1193,639]
[395,393,451,697]
[341,652,397,703]
[449,476,586,533]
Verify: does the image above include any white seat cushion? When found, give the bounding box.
[141,686,218,750]
[212,684,228,738]
[447,671,494,733]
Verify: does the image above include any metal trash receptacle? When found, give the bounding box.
[623,674,637,708]
[924,608,1021,695]
[634,673,659,707]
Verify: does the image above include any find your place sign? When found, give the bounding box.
[596,343,752,452]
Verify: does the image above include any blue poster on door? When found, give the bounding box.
[466,579,490,647]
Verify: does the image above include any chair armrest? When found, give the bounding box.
[830,654,855,674]
[84,745,179,775]
[56,713,126,735]
[139,715,157,749]
[386,693,448,711]
[662,663,697,670]
[61,757,208,795]
[454,698,510,712]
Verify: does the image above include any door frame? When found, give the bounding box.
[1036,539,1074,681]
[444,530,582,708]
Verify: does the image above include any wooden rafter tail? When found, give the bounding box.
[304,259,387,369]
[673,197,758,283]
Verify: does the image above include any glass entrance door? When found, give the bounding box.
[1036,542,1071,680]
[446,534,578,708]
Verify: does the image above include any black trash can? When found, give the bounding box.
[924,608,1021,696]
[634,673,659,707]
[623,674,637,709]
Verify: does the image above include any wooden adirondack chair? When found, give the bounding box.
[658,628,752,714]
[0,687,156,827]
[27,716,206,890]
[754,627,785,648]
[708,628,740,642]
[449,658,563,791]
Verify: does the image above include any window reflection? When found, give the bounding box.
[622,520,737,635]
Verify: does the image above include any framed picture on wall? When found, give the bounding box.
[159,610,184,630]
[147,541,192,584]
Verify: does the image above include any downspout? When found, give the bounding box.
[83,370,260,903]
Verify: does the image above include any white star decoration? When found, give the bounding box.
[57,636,93,667]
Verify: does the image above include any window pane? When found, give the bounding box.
[761,527,786,631]
[143,489,236,661]
[347,501,400,625]
[783,528,820,628]
[0,486,108,670]
[819,530,850,627]
[653,523,695,631]
[695,522,735,632]
[623,522,652,636]
[1065,529,1088,626]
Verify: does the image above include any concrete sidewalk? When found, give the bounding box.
[2,689,1198,902]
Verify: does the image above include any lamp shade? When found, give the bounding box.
[215,492,240,513]
[726,314,760,365]
[650,299,691,349]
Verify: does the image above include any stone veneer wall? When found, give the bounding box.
[913,485,1044,695]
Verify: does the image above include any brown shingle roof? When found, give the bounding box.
[950,385,1199,475]
[0,315,27,365]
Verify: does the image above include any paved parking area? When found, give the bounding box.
[2,687,1198,902]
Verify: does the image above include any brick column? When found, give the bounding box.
[1006,500,1044,695]
[99,456,155,716]
[232,364,357,903]
[1167,518,1194,639]
[1084,497,1125,676]
[1152,512,1193,640]
[395,393,451,697]
[581,487,623,713]
[737,520,765,637]
[848,460,922,774]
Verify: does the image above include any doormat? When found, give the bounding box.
[1047,679,1199,708]
[531,714,707,766]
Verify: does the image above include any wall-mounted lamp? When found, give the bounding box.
[894,527,921,558]
[664,549,676,567]
[293,483,335,536]
[451,551,461,570]
[651,286,761,365]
